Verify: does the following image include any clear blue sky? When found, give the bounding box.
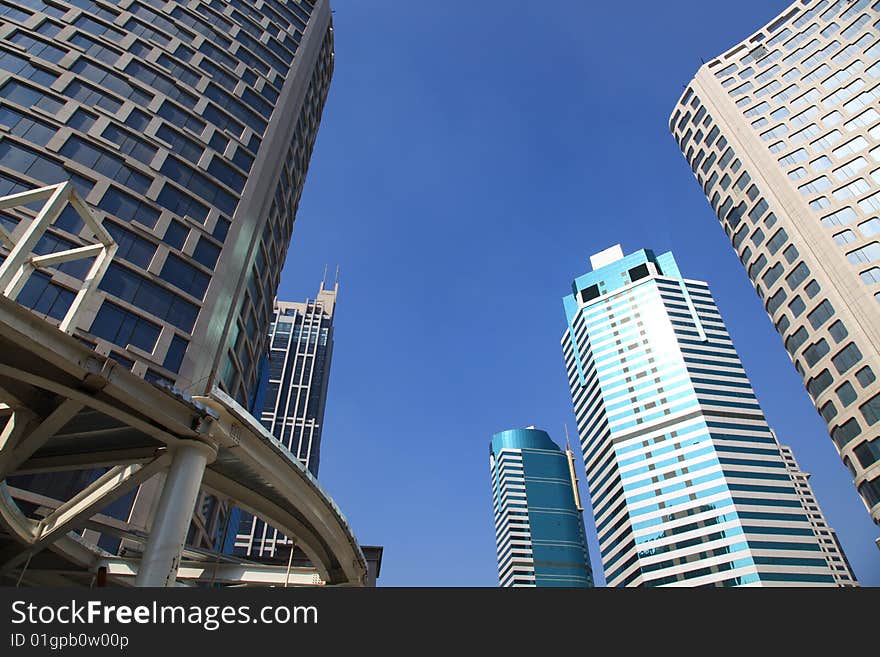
[276,0,880,586]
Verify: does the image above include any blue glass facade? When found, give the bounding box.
[490,428,594,587]
[0,0,334,552]
[0,0,333,411]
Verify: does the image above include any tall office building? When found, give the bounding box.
[489,427,594,588]
[561,245,844,586]
[669,0,880,525]
[235,278,337,558]
[779,442,858,585]
[0,1,334,550]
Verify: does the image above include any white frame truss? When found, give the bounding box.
[0,182,117,334]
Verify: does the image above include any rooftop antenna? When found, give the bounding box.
[334,264,340,288]
[563,425,583,512]
[321,263,328,290]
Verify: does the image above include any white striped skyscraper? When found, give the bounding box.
[779,442,858,584]
[561,244,849,586]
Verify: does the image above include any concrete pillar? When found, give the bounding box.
[135,442,213,587]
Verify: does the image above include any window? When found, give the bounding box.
[804,339,830,367]
[820,207,857,227]
[833,157,868,181]
[833,178,870,200]
[859,192,880,213]
[847,242,880,265]
[776,314,791,334]
[844,108,880,131]
[789,295,806,317]
[858,477,880,508]
[808,369,834,397]
[834,230,857,245]
[192,238,221,269]
[833,343,863,374]
[837,381,857,406]
[783,244,799,264]
[785,326,809,354]
[103,222,155,269]
[59,136,151,194]
[799,176,831,195]
[779,148,807,166]
[90,300,160,353]
[163,221,188,250]
[162,335,188,373]
[98,263,199,332]
[811,130,842,151]
[860,267,880,284]
[750,227,765,247]
[749,254,768,280]
[767,288,787,314]
[786,262,810,290]
[831,418,861,449]
[820,400,838,422]
[808,300,835,329]
[860,396,880,428]
[855,366,875,387]
[15,271,74,321]
[160,254,210,300]
[748,198,769,222]
[833,136,869,158]
[98,187,159,229]
[828,320,848,344]
[762,263,784,287]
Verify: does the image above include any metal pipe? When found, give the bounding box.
[135,442,213,587]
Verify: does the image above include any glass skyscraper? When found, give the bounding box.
[669,0,880,525]
[235,278,337,558]
[489,427,594,588]
[561,245,847,586]
[0,0,334,550]
[0,0,331,411]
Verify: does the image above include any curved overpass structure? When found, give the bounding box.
[0,186,366,586]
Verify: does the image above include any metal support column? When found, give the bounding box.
[135,442,215,587]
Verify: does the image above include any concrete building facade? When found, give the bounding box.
[669,0,880,524]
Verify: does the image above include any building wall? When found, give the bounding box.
[562,246,840,586]
[490,428,593,588]
[0,0,332,410]
[779,443,858,585]
[0,0,334,552]
[235,281,337,558]
[669,0,880,524]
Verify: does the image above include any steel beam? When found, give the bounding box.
[35,455,171,546]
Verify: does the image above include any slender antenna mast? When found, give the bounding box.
[564,424,583,512]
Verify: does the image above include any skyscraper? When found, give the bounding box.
[489,427,594,588]
[0,0,332,415]
[669,0,880,525]
[0,1,334,550]
[778,441,858,585]
[562,244,846,586]
[235,278,337,558]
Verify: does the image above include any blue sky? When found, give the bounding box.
[276,0,880,586]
